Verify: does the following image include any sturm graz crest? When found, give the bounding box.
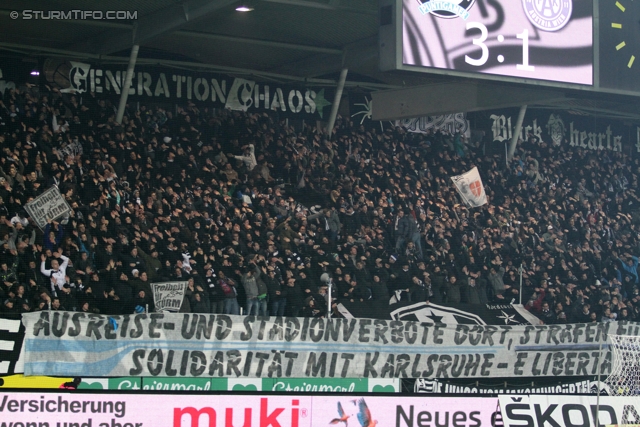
[415,0,476,20]
[388,302,539,325]
[390,302,487,325]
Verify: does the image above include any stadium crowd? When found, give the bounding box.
[1,82,640,325]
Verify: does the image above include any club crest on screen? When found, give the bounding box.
[521,0,573,32]
[415,0,476,20]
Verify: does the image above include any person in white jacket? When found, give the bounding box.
[230,144,257,171]
[41,251,70,293]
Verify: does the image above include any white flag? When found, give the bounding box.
[151,281,187,312]
[450,167,487,208]
[24,186,71,230]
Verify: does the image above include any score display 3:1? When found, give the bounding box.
[464,22,536,72]
[402,0,594,86]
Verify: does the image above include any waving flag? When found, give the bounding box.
[450,167,487,208]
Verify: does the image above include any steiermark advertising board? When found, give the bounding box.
[0,376,399,393]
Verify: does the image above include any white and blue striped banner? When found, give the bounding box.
[21,311,635,379]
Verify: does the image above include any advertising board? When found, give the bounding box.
[0,375,398,393]
[499,395,640,427]
[0,393,501,427]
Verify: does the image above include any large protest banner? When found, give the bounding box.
[0,393,500,427]
[23,186,71,230]
[0,315,24,376]
[152,282,187,312]
[2,303,540,378]
[499,395,640,427]
[21,312,640,379]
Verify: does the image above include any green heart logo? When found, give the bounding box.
[371,385,396,393]
[78,381,106,390]
[232,384,258,391]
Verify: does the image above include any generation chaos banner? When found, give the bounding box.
[43,59,334,120]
